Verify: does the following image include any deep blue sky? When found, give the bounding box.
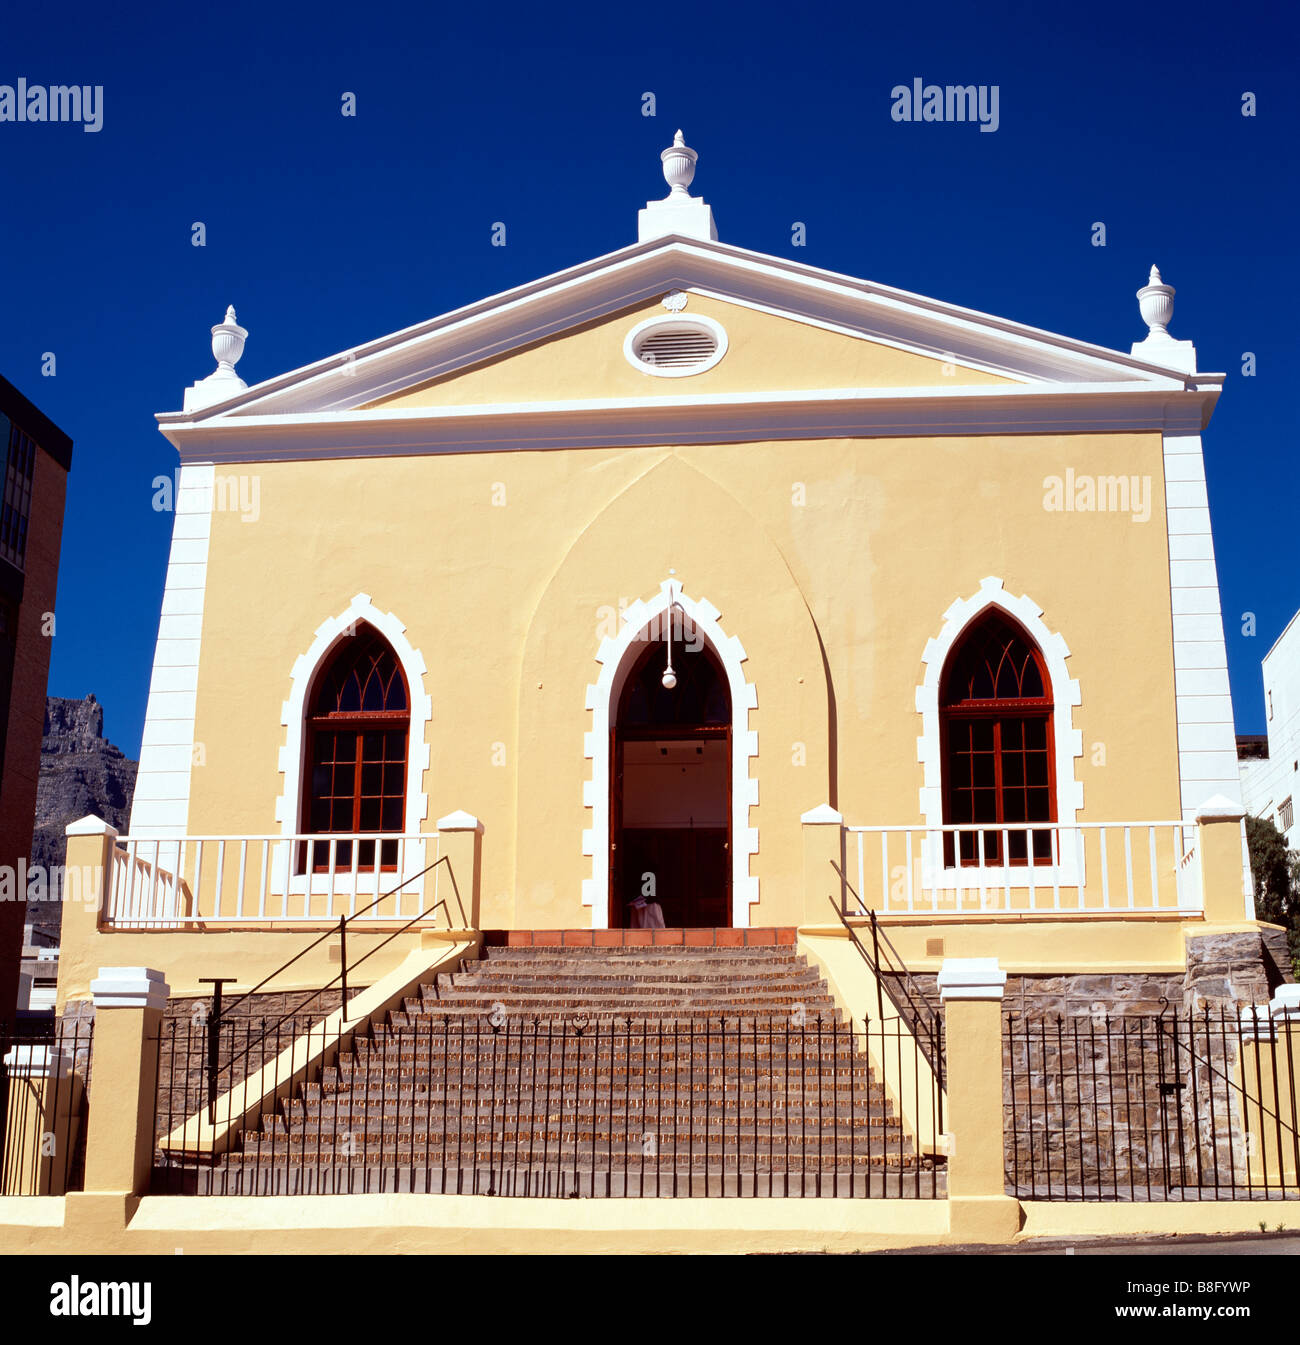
[2,0,1296,753]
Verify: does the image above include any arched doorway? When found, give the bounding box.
[610,616,731,929]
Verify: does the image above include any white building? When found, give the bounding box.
[1240,608,1300,849]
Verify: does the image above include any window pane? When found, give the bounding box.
[303,629,411,854]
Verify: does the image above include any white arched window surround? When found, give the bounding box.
[916,577,1084,891]
[582,579,759,928]
[272,593,433,898]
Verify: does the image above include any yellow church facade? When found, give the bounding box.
[59,132,1259,1004]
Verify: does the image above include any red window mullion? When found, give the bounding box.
[349,731,365,834]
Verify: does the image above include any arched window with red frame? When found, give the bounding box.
[940,610,1055,866]
[302,624,409,871]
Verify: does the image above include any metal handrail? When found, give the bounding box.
[202,852,466,1104]
[830,863,943,1031]
[828,870,946,1097]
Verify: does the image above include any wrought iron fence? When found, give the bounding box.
[0,1021,92,1196]
[152,1012,944,1198]
[1005,1008,1299,1201]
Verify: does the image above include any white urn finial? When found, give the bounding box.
[210,305,248,374]
[183,304,250,411]
[1137,265,1175,340]
[661,129,698,197]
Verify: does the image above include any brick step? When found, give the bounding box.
[435,967,826,988]
[319,1065,881,1086]
[322,1053,884,1074]
[315,1065,886,1088]
[393,1013,845,1033]
[329,1058,879,1084]
[270,1108,908,1140]
[392,1003,845,1022]
[422,982,832,1004]
[260,1129,909,1155]
[238,1135,920,1163]
[289,1090,899,1116]
[421,997,836,1015]
[342,1035,871,1056]
[459,963,812,979]
[478,947,806,961]
[310,1090,891,1114]
[189,944,934,1197]
[331,1060,878,1082]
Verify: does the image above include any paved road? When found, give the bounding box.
[878,1231,1298,1255]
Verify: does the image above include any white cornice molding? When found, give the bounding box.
[161,382,1220,462]
[155,237,1216,429]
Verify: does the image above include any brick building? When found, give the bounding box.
[0,376,71,1024]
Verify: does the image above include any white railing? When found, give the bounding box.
[842,821,1199,916]
[106,832,444,929]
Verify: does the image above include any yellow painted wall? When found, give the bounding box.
[185,421,1179,934]
[0,1191,1290,1256]
[366,294,1016,409]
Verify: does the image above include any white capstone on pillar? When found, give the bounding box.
[2,1044,73,1078]
[89,966,171,1010]
[936,957,1008,1001]
[1271,985,1300,1023]
[435,811,484,929]
[638,130,719,243]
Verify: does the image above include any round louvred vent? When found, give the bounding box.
[623,314,728,377]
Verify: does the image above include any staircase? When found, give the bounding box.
[208,943,944,1197]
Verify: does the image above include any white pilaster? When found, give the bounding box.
[130,462,214,836]
[1163,433,1241,817]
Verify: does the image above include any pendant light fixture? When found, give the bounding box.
[662,583,678,690]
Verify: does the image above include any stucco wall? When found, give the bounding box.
[183,419,1178,932]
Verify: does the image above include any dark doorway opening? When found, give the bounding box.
[610,628,731,929]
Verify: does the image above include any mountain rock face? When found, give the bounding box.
[28,695,137,941]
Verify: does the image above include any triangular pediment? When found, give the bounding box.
[363,292,1017,412]
[156,237,1221,456]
